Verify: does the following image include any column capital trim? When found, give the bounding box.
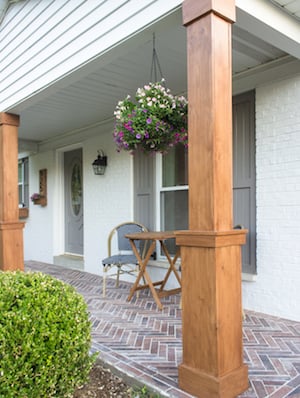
[175,229,247,248]
[0,112,20,127]
[0,221,25,231]
[182,0,236,26]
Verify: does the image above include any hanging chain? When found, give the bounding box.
[150,33,164,83]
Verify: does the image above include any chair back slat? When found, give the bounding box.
[117,223,144,251]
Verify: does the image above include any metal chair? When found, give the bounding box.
[233,224,243,230]
[102,221,148,297]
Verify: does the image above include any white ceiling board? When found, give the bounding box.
[8,3,298,143]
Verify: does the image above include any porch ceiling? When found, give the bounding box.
[271,0,300,20]
[10,3,300,144]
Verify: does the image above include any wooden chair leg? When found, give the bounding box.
[134,265,140,298]
[116,266,121,288]
[103,268,107,297]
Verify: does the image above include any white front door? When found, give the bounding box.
[64,149,83,255]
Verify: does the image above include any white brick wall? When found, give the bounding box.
[242,74,300,321]
[83,130,133,275]
[24,150,55,263]
[23,73,300,321]
[24,122,134,277]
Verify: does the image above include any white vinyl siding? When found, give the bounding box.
[0,0,182,111]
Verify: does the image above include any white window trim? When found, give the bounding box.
[155,154,188,261]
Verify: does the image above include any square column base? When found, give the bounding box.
[179,363,248,398]
[0,222,24,271]
[176,230,249,398]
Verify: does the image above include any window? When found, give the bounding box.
[18,158,29,207]
[157,145,188,256]
[134,92,256,274]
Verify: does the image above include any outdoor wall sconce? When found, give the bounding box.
[92,150,107,175]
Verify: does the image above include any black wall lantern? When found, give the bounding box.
[92,150,107,175]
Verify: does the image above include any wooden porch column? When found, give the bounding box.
[0,112,24,271]
[176,1,249,397]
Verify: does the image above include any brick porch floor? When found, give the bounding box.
[25,261,300,398]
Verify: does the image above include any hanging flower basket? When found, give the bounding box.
[113,80,188,154]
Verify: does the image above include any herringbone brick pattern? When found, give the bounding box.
[25,261,300,398]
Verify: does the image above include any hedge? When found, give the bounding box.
[0,271,96,398]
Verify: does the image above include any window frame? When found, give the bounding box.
[18,157,29,208]
[155,153,189,260]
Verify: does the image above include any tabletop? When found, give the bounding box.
[125,231,176,240]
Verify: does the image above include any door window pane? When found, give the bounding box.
[71,162,82,216]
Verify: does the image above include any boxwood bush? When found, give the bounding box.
[0,271,96,398]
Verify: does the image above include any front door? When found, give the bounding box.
[64,149,83,255]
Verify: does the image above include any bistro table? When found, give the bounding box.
[125,231,181,310]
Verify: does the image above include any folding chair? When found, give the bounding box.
[101,221,148,297]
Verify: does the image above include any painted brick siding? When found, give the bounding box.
[84,129,133,275]
[242,74,300,322]
[23,121,133,277]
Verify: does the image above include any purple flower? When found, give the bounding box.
[136,134,141,139]
[31,193,40,201]
[146,118,152,124]
[124,123,131,131]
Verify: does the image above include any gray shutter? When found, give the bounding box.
[233,91,256,274]
[134,152,155,231]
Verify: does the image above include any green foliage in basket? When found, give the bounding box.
[113,79,188,154]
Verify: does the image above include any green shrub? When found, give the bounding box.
[0,271,96,398]
[131,385,163,397]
